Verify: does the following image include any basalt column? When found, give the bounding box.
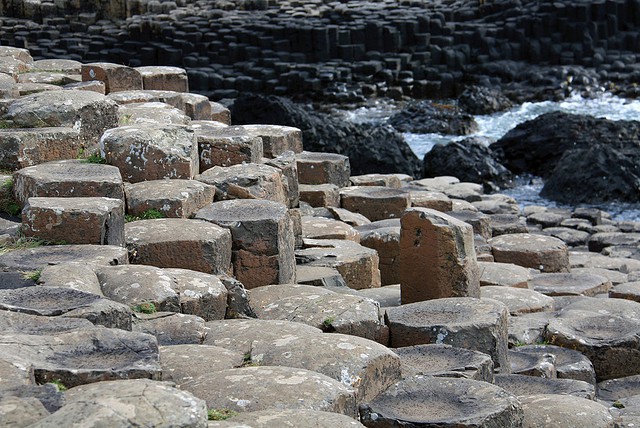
[400,208,479,304]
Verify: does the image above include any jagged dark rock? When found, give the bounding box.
[388,101,478,135]
[230,94,421,178]
[458,86,513,115]
[423,137,513,192]
[492,112,640,177]
[541,144,640,204]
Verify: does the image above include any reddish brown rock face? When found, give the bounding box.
[82,63,143,94]
[400,208,480,304]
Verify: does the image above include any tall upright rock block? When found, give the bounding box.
[195,199,296,289]
[400,208,480,304]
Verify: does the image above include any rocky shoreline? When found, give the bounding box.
[0,46,639,427]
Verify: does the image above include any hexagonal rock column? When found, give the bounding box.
[195,199,295,288]
[246,330,401,403]
[299,183,340,207]
[264,151,300,209]
[400,208,480,304]
[81,63,143,93]
[296,151,350,187]
[32,379,208,427]
[180,366,357,418]
[519,394,617,428]
[359,377,523,427]
[22,197,124,246]
[340,186,411,222]
[13,160,124,206]
[357,219,401,286]
[296,239,381,290]
[196,163,288,205]
[302,216,360,242]
[125,218,232,276]
[488,233,570,273]
[192,124,263,172]
[249,284,385,341]
[478,261,532,288]
[124,179,215,218]
[135,66,188,92]
[4,90,119,149]
[387,297,510,372]
[394,344,494,382]
[228,410,366,428]
[480,286,555,315]
[236,124,303,158]
[0,127,82,171]
[494,374,596,400]
[544,310,640,381]
[100,124,198,183]
[509,344,596,384]
[530,272,612,296]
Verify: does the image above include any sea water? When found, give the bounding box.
[342,93,640,221]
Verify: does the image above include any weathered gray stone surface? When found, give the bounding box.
[125,179,215,218]
[296,151,350,187]
[181,366,357,417]
[37,262,102,295]
[238,124,303,158]
[118,101,191,125]
[0,127,82,171]
[193,124,263,171]
[100,124,198,183]
[108,90,212,120]
[82,62,143,93]
[340,186,410,222]
[22,196,124,246]
[510,344,596,385]
[494,374,595,400]
[302,216,360,242]
[0,327,160,388]
[246,332,401,403]
[478,261,533,288]
[136,66,189,92]
[0,395,50,427]
[159,344,244,385]
[13,159,124,206]
[296,239,381,290]
[221,409,365,427]
[598,374,640,403]
[358,285,401,308]
[0,285,131,329]
[480,286,554,315]
[197,163,288,205]
[395,344,494,382]
[295,265,349,289]
[4,90,118,148]
[249,284,385,341]
[530,272,611,296]
[133,312,207,345]
[263,151,300,208]
[545,309,640,381]
[299,183,341,207]
[203,319,322,354]
[30,379,208,428]
[359,376,523,427]
[0,310,93,336]
[195,199,295,288]
[125,218,232,275]
[489,233,570,272]
[388,297,510,371]
[400,208,479,303]
[519,394,616,428]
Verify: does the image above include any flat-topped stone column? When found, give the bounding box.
[82,62,143,93]
[340,186,410,222]
[125,218,232,275]
[191,124,263,172]
[125,179,215,218]
[13,160,124,206]
[488,233,570,273]
[195,199,296,288]
[388,297,510,372]
[100,124,198,183]
[22,197,124,246]
[296,151,350,187]
[0,127,82,171]
[236,124,303,158]
[135,66,189,92]
[400,208,480,304]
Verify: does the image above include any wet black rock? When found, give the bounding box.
[423,137,513,192]
[458,86,513,115]
[388,101,478,135]
[491,112,640,178]
[541,144,640,204]
[230,94,421,177]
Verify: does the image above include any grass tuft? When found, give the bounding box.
[125,209,165,223]
[207,408,238,421]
